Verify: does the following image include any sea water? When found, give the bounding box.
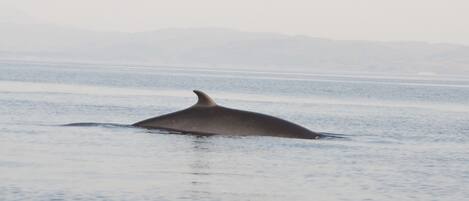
[0,62,468,201]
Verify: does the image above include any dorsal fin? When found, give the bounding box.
[193,90,217,107]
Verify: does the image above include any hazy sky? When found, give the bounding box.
[2,0,469,44]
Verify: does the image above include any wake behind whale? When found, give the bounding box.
[62,122,346,139]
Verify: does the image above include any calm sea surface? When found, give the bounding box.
[1,62,468,201]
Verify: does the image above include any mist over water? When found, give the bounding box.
[1,62,468,200]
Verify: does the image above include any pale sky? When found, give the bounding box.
[2,0,469,45]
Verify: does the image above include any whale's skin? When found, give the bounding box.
[133,90,321,139]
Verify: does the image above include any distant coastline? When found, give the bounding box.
[1,24,469,75]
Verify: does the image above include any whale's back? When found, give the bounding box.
[134,105,320,139]
[133,90,320,139]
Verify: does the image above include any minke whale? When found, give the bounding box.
[133,90,322,139]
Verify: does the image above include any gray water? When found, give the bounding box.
[1,62,468,201]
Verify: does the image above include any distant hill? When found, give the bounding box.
[1,21,469,74]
